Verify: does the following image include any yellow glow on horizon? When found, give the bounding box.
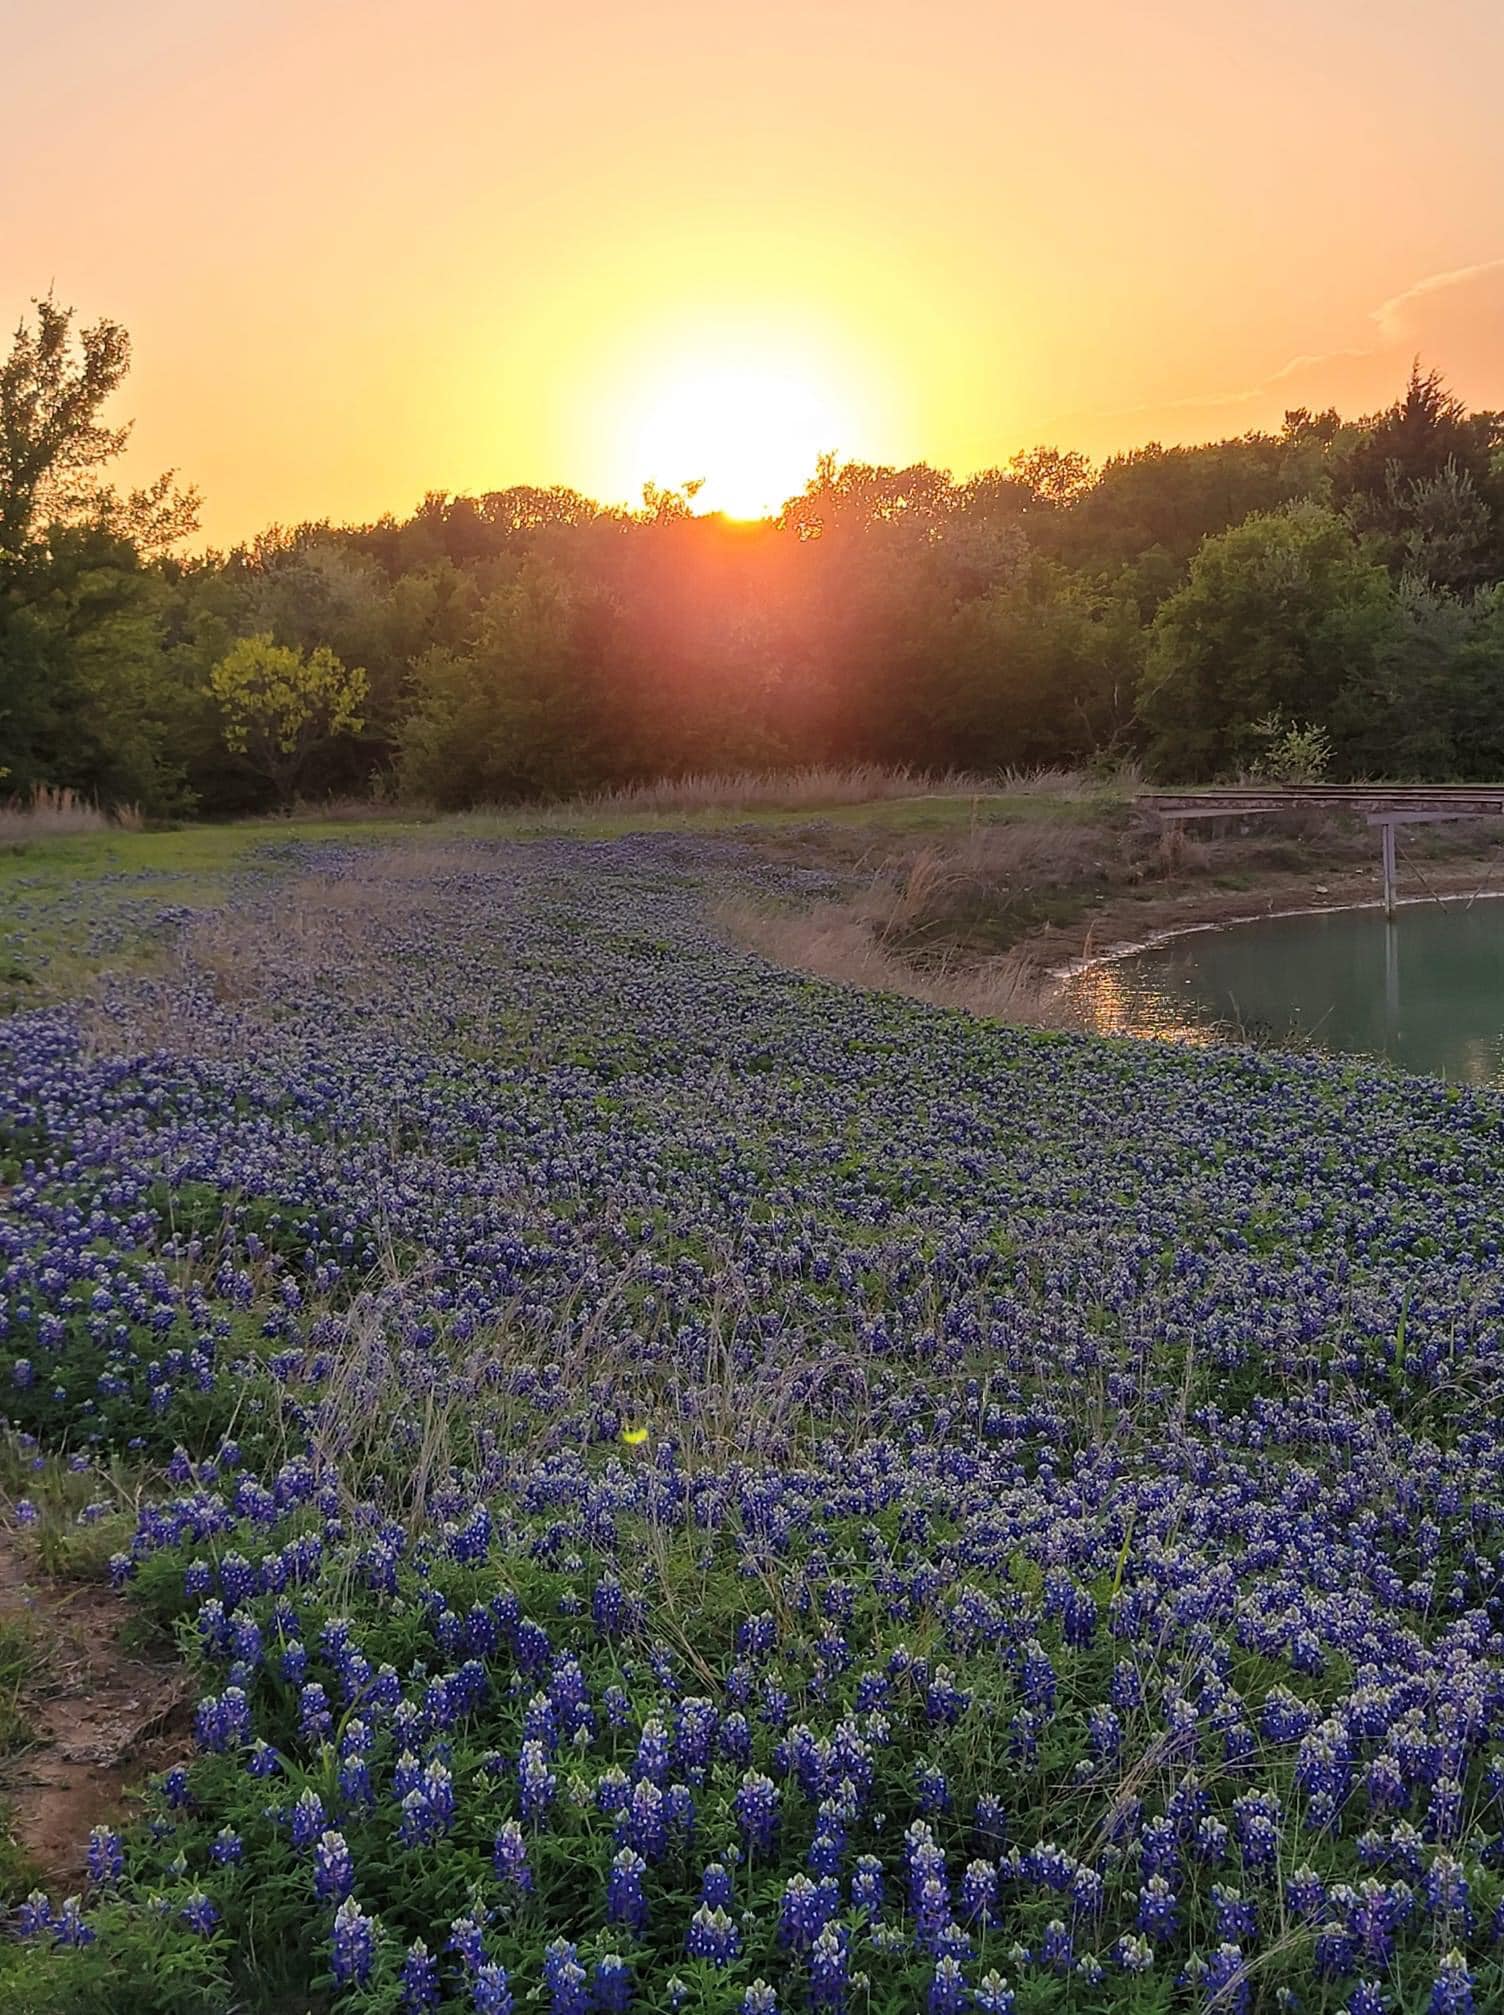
[7,1,1503,544]
[608,347,869,519]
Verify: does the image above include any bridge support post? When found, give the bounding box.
[1380,819,1397,918]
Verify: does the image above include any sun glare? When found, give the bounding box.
[620,355,859,519]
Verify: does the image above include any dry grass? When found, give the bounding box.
[0,786,140,843]
[278,792,425,823]
[79,850,483,1060]
[870,820,1130,938]
[722,894,1063,1025]
[991,761,1142,799]
[504,764,996,820]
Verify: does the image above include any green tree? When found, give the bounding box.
[0,299,198,808]
[1139,504,1399,778]
[1335,364,1504,591]
[1446,583,1504,774]
[210,634,367,804]
[397,567,607,806]
[0,297,196,559]
[1050,431,1318,583]
[929,560,1138,769]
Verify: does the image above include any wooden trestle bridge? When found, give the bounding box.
[1138,785,1504,917]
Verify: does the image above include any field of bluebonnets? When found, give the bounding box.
[5,827,1504,2015]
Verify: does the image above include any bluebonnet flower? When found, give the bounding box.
[1316,1920,1358,1977]
[246,1738,282,1779]
[780,1873,838,1951]
[85,1826,123,1887]
[53,1897,95,1947]
[1203,1943,1249,2014]
[1042,1918,1072,1970]
[608,1848,648,1932]
[591,1955,630,2013]
[544,1937,589,2015]
[1113,1935,1154,1973]
[1212,1884,1257,1941]
[16,1892,52,1939]
[493,1818,532,1891]
[1429,1950,1474,2015]
[400,1938,440,2011]
[928,1957,967,2014]
[734,1770,778,1852]
[331,1897,377,1987]
[180,1888,218,1937]
[809,1922,850,2011]
[686,1903,741,1964]
[625,1778,666,1860]
[519,1739,556,1821]
[634,1716,671,1782]
[851,1854,884,1913]
[313,1830,353,1902]
[1137,1876,1179,1943]
[916,1762,950,1813]
[399,1760,455,1846]
[290,1787,326,1848]
[1287,1864,1325,1919]
[449,1912,488,1972]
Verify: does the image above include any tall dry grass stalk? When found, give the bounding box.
[721,894,1064,1026]
[497,764,997,820]
[0,785,140,842]
[279,793,425,824]
[870,822,1122,938]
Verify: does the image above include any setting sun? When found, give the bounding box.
[615,352,863,519]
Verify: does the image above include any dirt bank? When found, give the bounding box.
[0,1535,187,1887]
[1029,859,1504,978]
[742,806,1504,1029]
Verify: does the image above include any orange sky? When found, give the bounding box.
[6,0,1504,543]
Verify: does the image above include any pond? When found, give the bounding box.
[1064,897,1504,1084]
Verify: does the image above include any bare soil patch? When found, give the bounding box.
[0,1533,187,1886]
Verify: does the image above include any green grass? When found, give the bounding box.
[452,786,1123,841]
[0,792,1122,1005]
[0,1615,39,1755]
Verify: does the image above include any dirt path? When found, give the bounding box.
[0,1533,187,1886]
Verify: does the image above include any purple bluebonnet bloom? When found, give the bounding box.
[331,1897,377,1987]
[180,1889,218,1938]
[544,1938,589,2015]
[493,1818,532,1891]
[85,1826,123,1888]
[686,1903,741,1965]
[313,1830,353,1902]
[400,1939,440,2011]
[608,1848,648,1932]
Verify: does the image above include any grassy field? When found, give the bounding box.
[0,782,1115,1010]
[2,796,1504,2013]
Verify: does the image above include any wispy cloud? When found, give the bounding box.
[1370,258,1504,342]
[1095,257,1504,424]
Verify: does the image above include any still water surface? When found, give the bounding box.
[1066,899,1504,1084]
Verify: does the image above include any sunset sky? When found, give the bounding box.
[6,0,1504,543]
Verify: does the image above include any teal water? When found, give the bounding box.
[1067,898,1504,1083]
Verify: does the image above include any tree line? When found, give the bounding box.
[4,298,1504,815]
